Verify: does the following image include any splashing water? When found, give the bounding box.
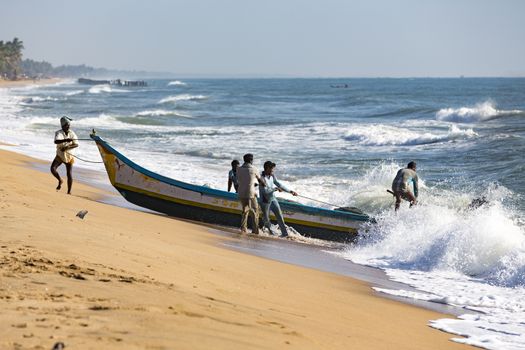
[338,164,525,349]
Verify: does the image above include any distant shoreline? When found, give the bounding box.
[0,77,62,88]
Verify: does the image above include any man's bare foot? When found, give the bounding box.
[56,179,63,190]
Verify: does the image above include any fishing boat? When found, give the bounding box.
[91,133,371,242]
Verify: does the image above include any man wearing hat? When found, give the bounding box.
[50,116,78,194]
[259,161,298,237]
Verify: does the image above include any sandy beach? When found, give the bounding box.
[0,78,62,88]
[0,146,475,350]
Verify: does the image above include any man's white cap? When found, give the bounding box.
[60,116,73,127]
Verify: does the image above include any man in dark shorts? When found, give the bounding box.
[392,161,418,211]
[50,116,78,194]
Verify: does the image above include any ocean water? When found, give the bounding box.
[1,77,524,349]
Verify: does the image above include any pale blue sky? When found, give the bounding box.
[2,0,524,77]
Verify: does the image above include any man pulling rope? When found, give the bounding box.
[50,116,79,194]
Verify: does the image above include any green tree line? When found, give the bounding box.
[0,37,24,80]
[2,37,166,79]
[1,37,106,79]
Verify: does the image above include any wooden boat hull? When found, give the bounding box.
[91,134,371,242]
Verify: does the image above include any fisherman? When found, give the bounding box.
[236,154,265,234]
[50,116,78,194]
[227,159,240,192]
[260,161,298,237]
[392,161,418,211]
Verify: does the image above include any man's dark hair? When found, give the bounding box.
[407,161,417,169]
[231,159,240,166]
[263,161,276,170]
[243,153,253,163]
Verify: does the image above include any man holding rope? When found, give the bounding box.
[260,161,298,237]
[50,116,78,194]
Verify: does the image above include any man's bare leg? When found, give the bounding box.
[50,156,63,190]
[406,192,417,207]
[65,162,73,194]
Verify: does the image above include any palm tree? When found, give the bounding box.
[0,41,7,78]
[0,38,24,80]
[9,38,24,79]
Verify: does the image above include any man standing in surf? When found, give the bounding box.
[392,161,418,211]
[237,153,265,234]
[50,116,78,194]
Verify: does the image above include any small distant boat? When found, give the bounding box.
[91,133,371,242]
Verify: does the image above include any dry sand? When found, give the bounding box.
[0,78,62,88]
[0,148,474,350]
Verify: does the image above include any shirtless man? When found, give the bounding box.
[392,161,418,211]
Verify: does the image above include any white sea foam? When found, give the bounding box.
[167,80,187,86]
[343,124,477,146]
[27,116,57,125]
[436,101,523,123]
[136,109,192,118]
[335,164,525,349]
[21,96,63,103]
[88,85,128,94]
[65,90,84,96]
[73,113,139,129]
[158,94,207,104]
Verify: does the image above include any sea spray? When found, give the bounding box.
[341,180,525,349]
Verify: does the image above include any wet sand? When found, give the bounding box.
[0,146,474,349]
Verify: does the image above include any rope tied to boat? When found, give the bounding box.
[65,152,104,164]
[62,135,104,163]
[296,194,342,208]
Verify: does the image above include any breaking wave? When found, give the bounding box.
[136,109,192,118]
[436,101,523,122]
[88,85,129,94]
[21,96,63,103]
[158,94,207,104]
[65,90,84,96]
[167,80,187,86]
[343,124,477,146]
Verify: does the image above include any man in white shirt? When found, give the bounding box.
[236,153,265,234]
[259,161,298,237]
[50,116,79,194]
